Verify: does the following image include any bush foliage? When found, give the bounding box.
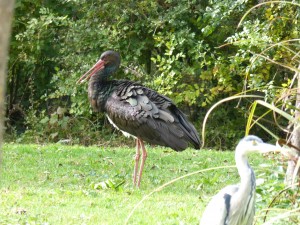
[6,0,300,148]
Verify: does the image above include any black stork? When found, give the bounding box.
[77,50,201,187]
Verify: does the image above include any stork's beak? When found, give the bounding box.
[76,59,106,84]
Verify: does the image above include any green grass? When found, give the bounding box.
[0,143,298,224]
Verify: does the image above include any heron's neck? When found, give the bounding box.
[235,153,256,194]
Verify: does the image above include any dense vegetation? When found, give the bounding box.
[6,0,300,148]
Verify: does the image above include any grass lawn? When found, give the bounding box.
[0,143,297,224]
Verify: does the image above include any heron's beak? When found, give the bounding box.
[258,143,283,154]
[76,59,106,84]
[276,139,300,160]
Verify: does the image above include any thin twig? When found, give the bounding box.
[263,185,293,222]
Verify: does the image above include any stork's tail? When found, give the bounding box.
[174,108,201,149]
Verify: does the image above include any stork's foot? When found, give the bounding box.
[133,138,147,188]
[133,139,141,186]
[137,140,147,187]
[133,153,141,186]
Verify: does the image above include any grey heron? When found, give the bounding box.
[199,135,281,225]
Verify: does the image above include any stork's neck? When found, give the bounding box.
[88,70,114,112]
[91,69,110,83]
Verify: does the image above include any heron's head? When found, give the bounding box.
[236,135,281,156]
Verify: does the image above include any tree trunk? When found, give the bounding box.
[0,1,15,160]
[286,64,300,186]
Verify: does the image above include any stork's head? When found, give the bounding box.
[77,50,121,84]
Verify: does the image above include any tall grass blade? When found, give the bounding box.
[246,101,257,135]
[253,53,300,74]
[262,207,300,225]
[255,100,294,122]
[201,95,263,148]
[238,1,300,28]
[124,165,236,225]
[251,120,279,140]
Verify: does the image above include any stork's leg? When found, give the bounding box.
[133,138,141,186]
[137,139,147,187]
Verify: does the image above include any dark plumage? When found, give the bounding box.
[77,50,201,187]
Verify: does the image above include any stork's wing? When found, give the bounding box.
[200,185,239,225]
[104,80,200,150]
